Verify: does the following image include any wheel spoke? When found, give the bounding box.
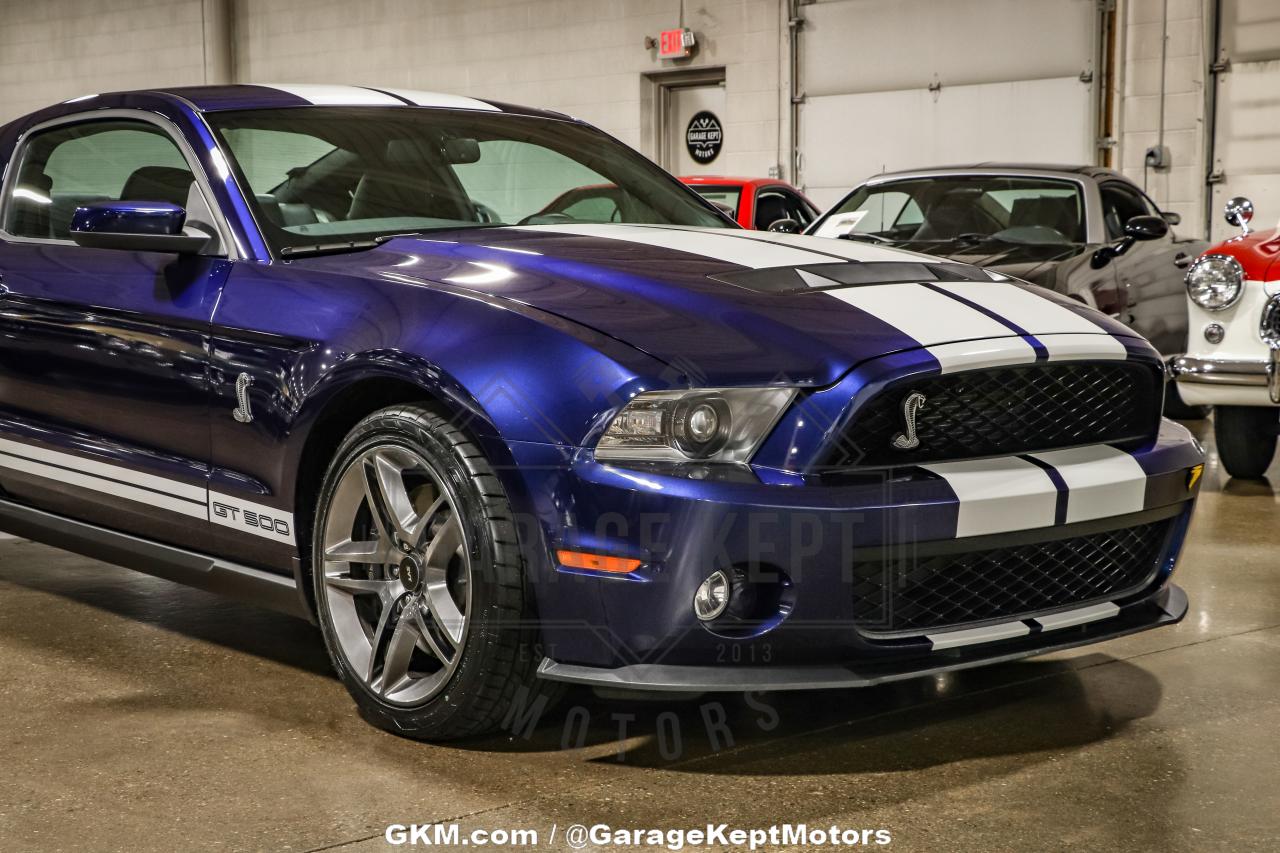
[407,494,447,545]
[367,596,400,683]
[424,569,466,646]
[379,600,421,695]
[363,451,418,545]
[323,538,387,564]
[422,509,462,570]
[324,572,391,596]
[412,606,452,663]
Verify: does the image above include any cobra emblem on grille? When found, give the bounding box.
[891,392,927,450]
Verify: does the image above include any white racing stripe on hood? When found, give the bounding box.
[798,273,1015,346]
[921,456,1060,537]
[379,88,500,111]
[1028,445,1147,523]
[516,224,840,268]
[732,229,947,263]
[266,84,405,106]
[930,280,1126,358]
[925,338,1039,373]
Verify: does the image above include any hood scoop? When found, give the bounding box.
[709,260,999,294]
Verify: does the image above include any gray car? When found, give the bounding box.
[807,164,1208,382]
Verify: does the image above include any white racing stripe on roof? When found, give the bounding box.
[379,88,500,111]
[267,84,404,106]
[515,224,838,268]
[802,275,1015,346]
[1028,445,1148,524]
[921,456,1060,537]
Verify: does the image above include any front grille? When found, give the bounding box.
[824,361,1161,469]
[849,519,1171,635]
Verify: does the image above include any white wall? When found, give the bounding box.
[0,0,1224,237]
[1116,0,1211,237]
[0,0,211,122]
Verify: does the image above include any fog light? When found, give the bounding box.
[1204,323,1225,344]
[693,570,731,621]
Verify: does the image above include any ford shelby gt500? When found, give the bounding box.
[0,85,1201,739]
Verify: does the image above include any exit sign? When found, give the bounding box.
[659,28,695,59]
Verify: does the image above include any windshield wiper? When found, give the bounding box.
[837,232,894,244]
[279,239,382,259]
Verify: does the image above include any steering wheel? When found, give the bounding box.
[517,212,578,226]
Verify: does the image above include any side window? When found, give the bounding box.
[5,120,192,241]
[1099,182,1151,240]
[560,192,621,222]
[754,190,791,230]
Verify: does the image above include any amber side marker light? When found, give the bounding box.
[556,549,642,574]
[1187,464,1204,491]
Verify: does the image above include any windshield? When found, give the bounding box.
[208,108,728,252]
[688,185,743,217]
[811,176,1086,245]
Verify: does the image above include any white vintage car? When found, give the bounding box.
[1173,198,1280,478]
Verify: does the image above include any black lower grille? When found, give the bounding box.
[824,361,1161,469]
[849,520,1172,635]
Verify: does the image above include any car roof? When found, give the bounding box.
[679,176,792,189]
[48,84,567,119]
[864,163,1124,182]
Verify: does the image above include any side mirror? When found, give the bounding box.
[767,217,802,234]
[70,201,211,254]
[1090,215,1168,269]
[1161,210,1181,226]
[1124,214,1169,241]
[1225,196,1254,235]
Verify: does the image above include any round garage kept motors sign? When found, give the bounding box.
[685,111,723,164]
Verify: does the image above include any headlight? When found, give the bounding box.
[595,388,797,463]
[1186,254,1244,310]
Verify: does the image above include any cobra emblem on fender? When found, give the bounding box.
[891,392,927,450]
[232,373,254,424]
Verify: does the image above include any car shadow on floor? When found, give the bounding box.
[0,539,1164,780]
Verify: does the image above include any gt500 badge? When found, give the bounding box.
[209,492,294,544]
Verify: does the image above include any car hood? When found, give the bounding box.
[309,225,1139,387]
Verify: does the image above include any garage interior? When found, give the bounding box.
[0,1,1278,851]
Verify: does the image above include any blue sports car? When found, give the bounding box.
[0,85,1201,739]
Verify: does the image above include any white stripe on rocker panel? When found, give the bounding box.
[379,88,500,111]
[810,278,1017,347]
[1028,445,1148,524]
[921,456,1059,537]
[267,84,403,106]
[0,437,205,501]
[517,224,838,268]
[0,451,207,519]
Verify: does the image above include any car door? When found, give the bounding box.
[1098,179,1186,355]
[0,114,230,550]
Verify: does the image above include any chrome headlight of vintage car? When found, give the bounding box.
[595,388,797,463]
[1186,254,1245,310]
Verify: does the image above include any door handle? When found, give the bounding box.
[1174,252,1192,269]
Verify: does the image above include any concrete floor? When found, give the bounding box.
[0,417,1277,852]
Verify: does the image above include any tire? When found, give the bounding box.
[311,405,551,740]
[1163,381,1210,421]
[1214,405,1279,480]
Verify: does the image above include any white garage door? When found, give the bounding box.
[798,0,1101,209]
[1209,0,1280,242]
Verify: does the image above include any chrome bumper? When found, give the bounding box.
[1172,353,1280,403]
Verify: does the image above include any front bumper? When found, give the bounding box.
[537,584,1187,691]
[1171,353,1280,405]
[514,417,1202,680]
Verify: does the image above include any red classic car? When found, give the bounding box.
[1173,197,1280,478]
[680,176,819,231]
